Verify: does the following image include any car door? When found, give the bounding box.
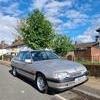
[31,51,48,73]
[22,51,48,80]
[20,51,35,79]
[12,52,24,69]
[15,51,28,76]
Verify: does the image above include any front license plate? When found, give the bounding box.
[75,76,86,83]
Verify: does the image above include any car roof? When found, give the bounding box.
[20,49,53,53]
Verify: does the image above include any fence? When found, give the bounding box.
[84,64,100,77]
[75,56,100,64]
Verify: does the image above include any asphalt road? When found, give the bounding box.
[0,64,99,100]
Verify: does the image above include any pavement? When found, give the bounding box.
[84,77,100,90]
[74,77,100,99]
[0,63,100,100]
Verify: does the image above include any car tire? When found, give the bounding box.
[36,73,48,93]
[12,67,17,77]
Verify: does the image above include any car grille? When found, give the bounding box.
[70,71,82,77]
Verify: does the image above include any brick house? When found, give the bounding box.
[75,29,100,62]
[75,42,100,62]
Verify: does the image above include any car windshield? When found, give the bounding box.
[31,51,59,61]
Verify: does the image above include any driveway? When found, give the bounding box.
[0,64,99,100]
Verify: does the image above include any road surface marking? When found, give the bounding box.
[54,94,67,100]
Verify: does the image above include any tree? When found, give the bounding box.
[19,9,55,49]
[19,9,74,56]
[52,34,74,56]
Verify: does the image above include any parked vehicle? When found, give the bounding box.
[11,50,88,93]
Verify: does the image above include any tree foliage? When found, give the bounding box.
[52,34,74,56]
[20,9,55,49]
[19,9,74,56]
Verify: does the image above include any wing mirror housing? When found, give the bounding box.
[25,59,32,64]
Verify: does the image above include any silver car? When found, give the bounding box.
[11,50,88,93]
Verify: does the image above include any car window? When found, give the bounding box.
[31,51,48,61]
[38,52,48,60]
[46,51,59,59]
[18,52,25,61]
[18,51,31,61]
[22,52,31,61]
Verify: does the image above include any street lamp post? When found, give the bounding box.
[96,28,100,37]
[96,28,100,62]
[96,28,100,33]
[96,28,100,47]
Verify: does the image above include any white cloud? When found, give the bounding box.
[62,10,89,29]
[33,0,76,32]
[84,18,100,36]
[76,35,94,43]
[63,19,87,30]
[33,0,73,11]
[45,0,73,9]
[0,1,21,44]
[66,10,88,19]
[76,16,100,43]
[0,13,19,44]
[63,19,85,29]
[79,3,92,12]
[33,0,48,11]
[47,17,62,24]
[1,2,22,17]
[45,8,59,17]
[32,0,91,34]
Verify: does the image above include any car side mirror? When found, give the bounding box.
[25,59,32,64]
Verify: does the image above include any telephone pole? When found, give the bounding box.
[96,28,100,47]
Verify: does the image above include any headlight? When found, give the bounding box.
[54,72,70,79]
[80,67,87,74]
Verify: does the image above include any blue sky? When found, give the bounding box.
[0,0,100,44]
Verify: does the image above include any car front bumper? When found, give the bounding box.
[47,72,88,90]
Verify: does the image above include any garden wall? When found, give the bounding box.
[84,64,100,77]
